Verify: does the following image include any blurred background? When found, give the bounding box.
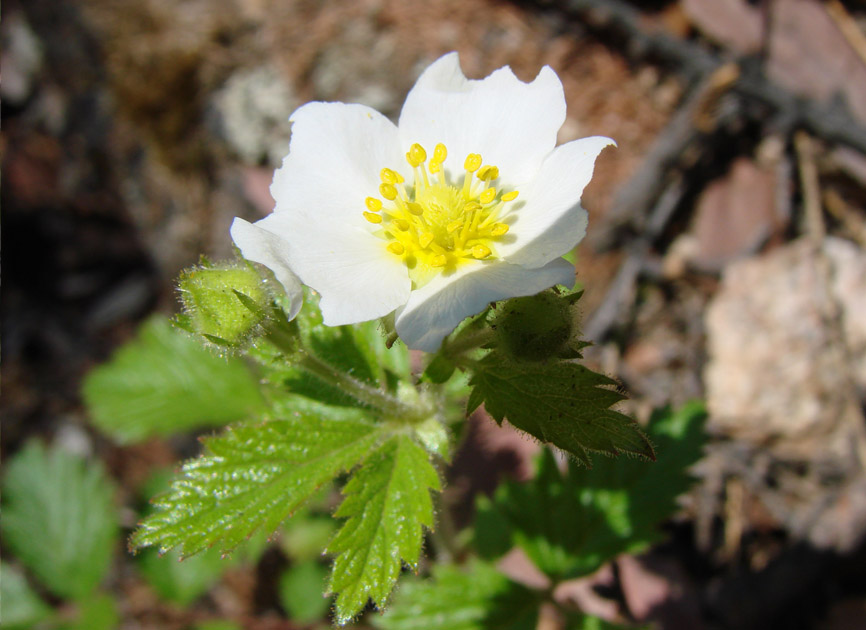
[3,0,866,628]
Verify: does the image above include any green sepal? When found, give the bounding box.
[490,288,586,361]
[178,260,269,346]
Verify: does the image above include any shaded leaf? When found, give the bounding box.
[83,316,264,443]
[1,563,52,629]
[1,443,117,600]
[279,560,331,623]
[468,351,653,466]
[475,403,707,579]
[375,560,539,630]
[328,435,440,624]
[132,400,381,557]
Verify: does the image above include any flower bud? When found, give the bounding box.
[178,262,269,346]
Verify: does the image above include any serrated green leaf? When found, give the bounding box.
[1,443,117,600]
[83,316,265,443]
[327,434,441,624]
[279,560,332,623]
[468,351,653,466]
[132,400,382,557]
[475,403,707,579]
[1,563,52,629]
[375,560,539,630]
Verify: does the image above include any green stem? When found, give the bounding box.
[264,319,418,420]
[442,326,496,359]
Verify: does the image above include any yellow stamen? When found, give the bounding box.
[446,220,462,233]
[477,165,499,181]
[366,197,383,211]
[433,143,447,162]
[379,183,398,200]
[472,244,491,259]
[387,242,405,255]
[464,153,482,172]
[393,218,410,230]
[363,211,383,224]
[490,223,509,236]
[429,161,441,174]
[407,143,427,167]
[431,254,447,267]
[479,187,497,204]
[419,232,435,249]
[501,190,519,202]
[407,202,424,216]
[380,168,403,184]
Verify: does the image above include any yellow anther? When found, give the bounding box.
[446,220,463,233]
[407,143,427,167]
[501,190,519,202]
[387,242,405,255]
[463,201,482,212]
[407,202,425,216]
[433,143,447,162]
[491,223,510,236]
[379,183,398,200]
[363,211,383,224]
[472,244,492,259]
[429,161,441,174]
[477,165,499,181]
[380,168,403,184]
[366,197,383,211]
[479,187,497,204]
[431,254,448,267]
[394,218,410,231]
[419,232,435,249]
[464,153,482,172]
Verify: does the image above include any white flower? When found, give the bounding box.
[231,53,614,351]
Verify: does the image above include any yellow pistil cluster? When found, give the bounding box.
[363,142,519,287]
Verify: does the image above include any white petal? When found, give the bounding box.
[394,258,575,352]
[230,217,304,319]
[398,53,566,186]
[239,213,411,326]
[271,102,407,228]
[498,136,615,268]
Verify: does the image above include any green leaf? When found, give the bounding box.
[83,316,265,443]
[61,593,119,630]
[1,563,52,629]
[253,293,410,409]
[375,560,539,630]
[327,434,441,624]
[131,399,382,557]
[475,403,707,579]
[138,547,226,606]
[279,560,332,623]
[468,350,654,466]
[1,442,117,600]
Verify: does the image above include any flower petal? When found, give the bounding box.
[236,213,411,326]
[398,53,566,186]
[230,217,304,319]
[271,102,407,227]
[394,258,575,352]
[498,136,615,268]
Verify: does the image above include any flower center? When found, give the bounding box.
[363,142,518,288]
